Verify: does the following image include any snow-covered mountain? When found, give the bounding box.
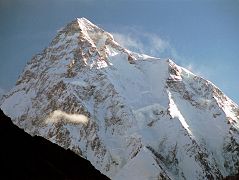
[1,18,239,180]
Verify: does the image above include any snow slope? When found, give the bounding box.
[1,18,239,179]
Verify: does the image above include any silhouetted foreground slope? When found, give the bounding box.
[224,175,239,180]
[0,109,109,180]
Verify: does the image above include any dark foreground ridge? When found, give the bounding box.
[0,109,109,180]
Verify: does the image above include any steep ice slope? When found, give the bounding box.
[1,18,239,179]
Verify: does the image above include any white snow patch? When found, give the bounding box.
[167,90,193,135]
[46,110,88,124]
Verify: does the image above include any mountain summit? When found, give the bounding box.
[1,18,239,179]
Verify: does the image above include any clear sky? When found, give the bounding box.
[0,0,238,103]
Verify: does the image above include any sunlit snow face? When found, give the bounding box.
[46,110,88,124]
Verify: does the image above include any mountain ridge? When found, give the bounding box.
[1,18,239,179]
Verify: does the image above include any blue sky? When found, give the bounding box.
[0,0,238,103]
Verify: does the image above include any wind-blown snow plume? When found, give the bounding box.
[112,28,171,57]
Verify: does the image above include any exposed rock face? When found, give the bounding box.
[1,18,239,179]
[0,109,109,180]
